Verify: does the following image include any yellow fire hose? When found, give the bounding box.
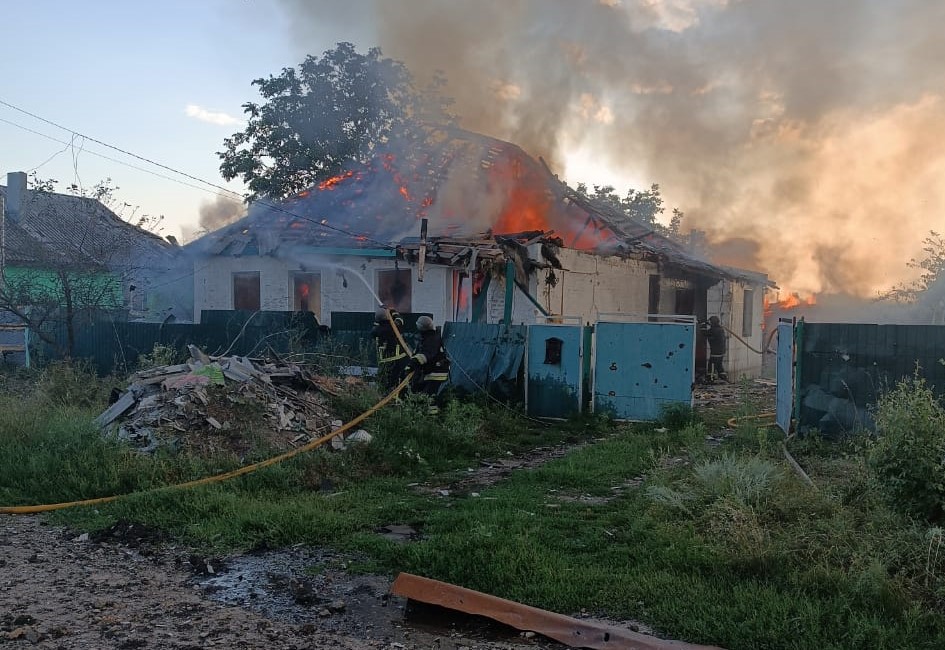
[0,373,413,516]
[726,413,777,428]
[1,311,419,516]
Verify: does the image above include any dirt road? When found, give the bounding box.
[0,516,557,649]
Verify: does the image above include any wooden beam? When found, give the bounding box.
[391,573,724,650]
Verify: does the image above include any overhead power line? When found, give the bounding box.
[0,98,397,250]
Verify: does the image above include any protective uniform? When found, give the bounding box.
[371,307,408,391]
[702,315,728,382]
[406,316,450,409]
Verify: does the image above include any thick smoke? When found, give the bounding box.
[198,195,246,232]
[278,0,945,298]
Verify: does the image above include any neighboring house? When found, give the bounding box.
[188,128,773,378]
[0,171,188,357]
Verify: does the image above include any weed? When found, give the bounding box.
[34,360,112,408]
[659,402,699,430]
[137,343,184,369]
[645,484,693,516]
[693,454,782,506]
[869,375,945,521]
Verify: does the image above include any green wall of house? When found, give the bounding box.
[3,265,123,308]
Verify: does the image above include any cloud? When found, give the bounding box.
[184,104,244,127]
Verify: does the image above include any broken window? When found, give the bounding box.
[292,272,321,319]
[742,289,754,337]
[377,269,411,313]
[674,288,695,315]
[452,271,470,321]
[233,272,260,311]
[544,337,563,365]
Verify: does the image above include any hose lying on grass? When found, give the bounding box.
[725,412,816,490]
[0,373,413,516]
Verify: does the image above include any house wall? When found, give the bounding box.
[707,279,767,378]
[539,249,674,323]
[194,254,456,327]
[3,265,122,307]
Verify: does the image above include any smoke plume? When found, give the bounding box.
[277,0,945,298]
[198,195,246,232]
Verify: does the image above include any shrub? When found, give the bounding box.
[869,376,945,521]
[137,343,183,369]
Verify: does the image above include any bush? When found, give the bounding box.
[869,376,945,521]
[137,343,183,369]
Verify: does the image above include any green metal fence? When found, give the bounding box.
[796,322,945,434]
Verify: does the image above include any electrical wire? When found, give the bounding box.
[0,98,399,251]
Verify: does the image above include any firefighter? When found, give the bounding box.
[405,315,451,412]
[371,306,408,391]
[701,315,728,383]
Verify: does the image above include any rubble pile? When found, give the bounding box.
[95,345,360,454]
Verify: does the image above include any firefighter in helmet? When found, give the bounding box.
[371,306,408,391]
[405,315,451,412]
[701,315,728,383]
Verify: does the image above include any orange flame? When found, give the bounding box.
[765,292,817,311]
[318,170,355,191]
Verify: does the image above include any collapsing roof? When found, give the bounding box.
[192,127,768,285]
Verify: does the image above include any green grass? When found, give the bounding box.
[5,365,945,649]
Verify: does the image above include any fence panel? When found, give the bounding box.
[796,322,945,434]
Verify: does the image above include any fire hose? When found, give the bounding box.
[721,325,779,355]
[1,315,417,516]
[0,373,413,515]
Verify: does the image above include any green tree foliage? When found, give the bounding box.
[218,43,454,201]
[574,181,687,242]
[879,231,945,304]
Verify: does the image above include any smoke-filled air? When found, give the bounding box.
[277,0,945,299]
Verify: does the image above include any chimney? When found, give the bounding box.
[4,172,27,223]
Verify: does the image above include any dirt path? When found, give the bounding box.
[0,516,560,649]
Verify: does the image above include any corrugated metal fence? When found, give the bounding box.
[796,322,945,434]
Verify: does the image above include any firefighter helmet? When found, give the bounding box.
[416,315,435,331]
[375,306,389,322]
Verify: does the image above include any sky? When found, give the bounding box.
[2,0,944,299]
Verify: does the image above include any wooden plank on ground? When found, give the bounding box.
[390,573,724,650]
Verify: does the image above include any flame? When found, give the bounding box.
[765,292,817,311]
[318,170,355,191]
[299,283,310,298]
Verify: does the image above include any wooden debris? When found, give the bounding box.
[94,346,362,454]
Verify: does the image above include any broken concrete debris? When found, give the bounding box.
[95,349,370,453]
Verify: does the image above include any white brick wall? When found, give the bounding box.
[539,249,656,323]
[194,254,454,327]
[706,279,766,378]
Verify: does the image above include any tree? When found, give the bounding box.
[0,176,166,357]
[219,42,454,201]
[574,181,689,243]
[879,231,945,304]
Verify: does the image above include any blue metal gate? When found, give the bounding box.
[775,320,794,433]
[593,321,695,420]
[525,324,584,418]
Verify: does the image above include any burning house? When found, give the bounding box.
[189,128,772,378]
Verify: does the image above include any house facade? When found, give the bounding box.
[0,171,189,351]
[189,128,772,378]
